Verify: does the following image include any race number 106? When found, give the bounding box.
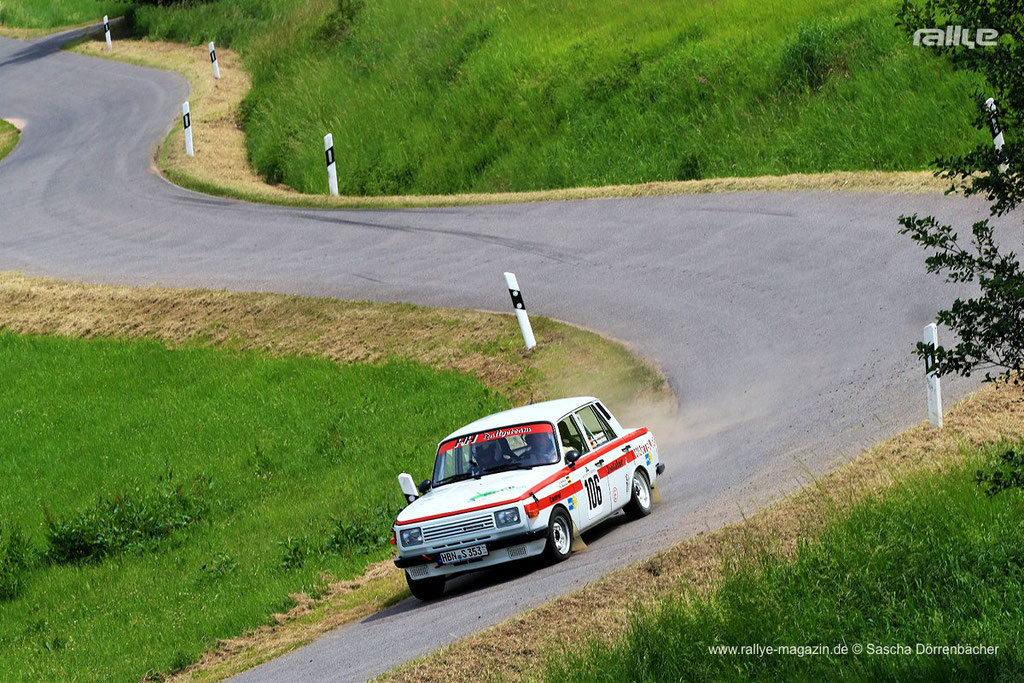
[584,474,602,509]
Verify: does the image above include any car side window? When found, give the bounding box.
[557,417,586,455]
[576,405,616,449]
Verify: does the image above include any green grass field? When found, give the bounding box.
[0,0,128,29]
[0,119,20,161]
[3,0,984,196]
[547,446,1024,681]
[0,331,506,679]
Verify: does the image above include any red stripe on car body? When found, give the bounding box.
[396,428,649,525]
[598,449,636,479]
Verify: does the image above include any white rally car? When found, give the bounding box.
[393,396,664,600]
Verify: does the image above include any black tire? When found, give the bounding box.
[543,507,573,563]
[406,572,445,601]
[624,469,653,520]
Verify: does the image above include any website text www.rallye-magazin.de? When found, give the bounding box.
[707,643,1001,657]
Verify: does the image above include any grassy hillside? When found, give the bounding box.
[547,445,1024,681]
[0,331,505,679]
[4,0,983,196]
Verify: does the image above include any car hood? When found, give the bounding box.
[396,467,556,524]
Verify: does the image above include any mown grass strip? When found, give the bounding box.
[0,272,673,420]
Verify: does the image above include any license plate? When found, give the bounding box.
[438,544,489,564]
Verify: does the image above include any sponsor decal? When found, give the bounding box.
[469,485,520,502]
[633,436,656,467]
[438,422,554,454]
[612,486,619,504]
[567,495,577,511]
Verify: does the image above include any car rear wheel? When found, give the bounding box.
[544,508,573,563]
[624,469,653,520]
[406,572,445,601]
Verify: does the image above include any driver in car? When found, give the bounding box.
[523,432,558,466]
[473,440,508,471]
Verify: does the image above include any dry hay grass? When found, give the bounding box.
[382,381,1024,682]
[0,272,674,415]
[0,272,532,399]
[67,39,949,209]
[72,36,254,187]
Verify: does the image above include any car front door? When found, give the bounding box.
[576,403,629,512]
[558,414,609,528]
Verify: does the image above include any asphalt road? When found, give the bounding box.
[2,29,1020,682]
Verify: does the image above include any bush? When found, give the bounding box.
[976,447,1024,497]
[45,477,209,564]
[675,153,702,181]
[318,0,365,43]
[779,21,844,90]
[0,525,33,601]
[276,537,306,571]
[322,503,401,556]
[196,553,239,582]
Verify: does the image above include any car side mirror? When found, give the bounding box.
[398,472,420,503]
[565,450,581,467]
[418,479,433,495]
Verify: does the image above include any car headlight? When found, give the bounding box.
[399,527,423,546]
[494,507,521,528]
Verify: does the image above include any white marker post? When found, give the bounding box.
[182,101,194,157]
[985,98,1009,173]
[103,15,112,50]
[209,42,221,79]
[923,323,943,428]
[324,133,339,196]
[504,272,537,350]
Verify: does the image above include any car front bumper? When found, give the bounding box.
[396,528,548,578]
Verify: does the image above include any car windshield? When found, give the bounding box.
[433,423,560,486]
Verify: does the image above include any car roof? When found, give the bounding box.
[441,396,598,442]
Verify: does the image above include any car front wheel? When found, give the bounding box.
[406,572,445,601]
[544,508,573,563]
[624,469,653,520]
